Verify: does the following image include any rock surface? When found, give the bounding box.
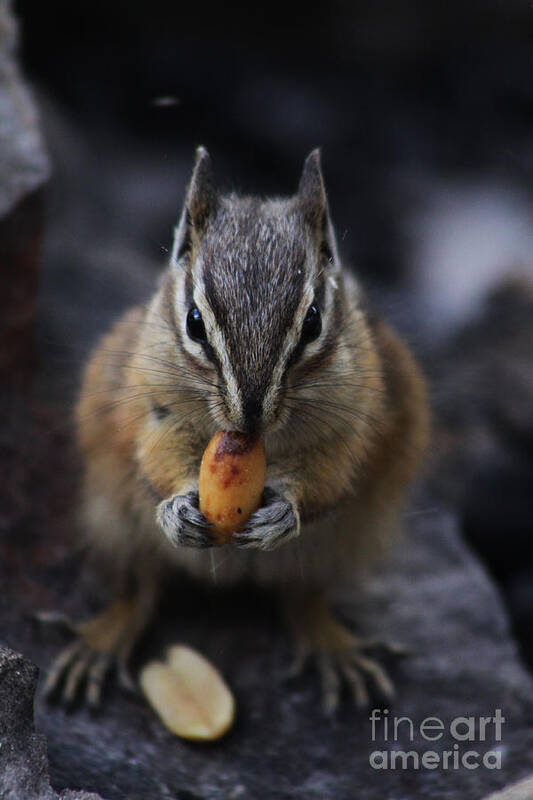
[0,0,49,218]
[483,776,533,800]
[0,645,102,800]
[0,0,49,382]
[2,503,533,800]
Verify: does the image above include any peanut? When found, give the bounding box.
[140,645,235,741]
[199,430,266,544]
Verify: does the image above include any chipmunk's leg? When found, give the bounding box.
[40,580,157,709]
[282,589,404,714]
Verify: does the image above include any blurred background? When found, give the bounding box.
[6,0,533,667]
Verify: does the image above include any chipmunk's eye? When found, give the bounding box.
[302,304,321,343]
[186,307,207,343]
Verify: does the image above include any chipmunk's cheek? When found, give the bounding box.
[263,407,290,435]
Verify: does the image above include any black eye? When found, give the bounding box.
[186,307,207,343]
[302,304,321,343]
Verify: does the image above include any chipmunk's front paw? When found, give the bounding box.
[233,488,299,551]
[157,492,215,548]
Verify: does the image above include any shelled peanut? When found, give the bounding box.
[140,645,235,740]
[198,430,266,544]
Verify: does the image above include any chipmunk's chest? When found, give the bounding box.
[152,505,361,589]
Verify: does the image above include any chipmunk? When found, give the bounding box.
[43,147,429,713]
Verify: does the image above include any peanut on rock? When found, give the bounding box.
[198,430,267,545]
[140,645,235,740]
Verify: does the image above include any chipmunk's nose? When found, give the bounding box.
[241,391,263,435]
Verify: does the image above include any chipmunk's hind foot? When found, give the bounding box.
[291,635,404,715]
[285,593,406,715]
[39,593,152,709]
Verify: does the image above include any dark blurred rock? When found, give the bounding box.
[0,10,97,795]
[0,645,102,800]
[0,1,49,217]
[0,1,71,596]
[428,279,533,669]
[428,279,533,526]
[15,0,533,294]
[0,0,49,385]
[0,191,44,382]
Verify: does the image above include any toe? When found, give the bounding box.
[33,610,77,633]
[339,660,369,708]
[62,650,93,706]
[117,648,138,694]
[352,652,395,700]
[180,504,207,527]
[86,653,112,709]
[358,637,409,657]
[232,530,259,549]
[285,642,311,680]
[317,652,341,715]
[258,502,288,525]
[42,640,84,699]
[181,527,214,548]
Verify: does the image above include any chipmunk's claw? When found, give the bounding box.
[338,644,397,714]
[38,596,148,709]
[233,488,298,550]
[289,638,397,715]
[285,594,404,715]
[157,492,215,548]
[41,635,136,709]
[33,610,77,632]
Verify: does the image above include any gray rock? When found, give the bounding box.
[483,776,533,800]
[0,645,102,800]
[0,0,49,219]
[0,0,50,382]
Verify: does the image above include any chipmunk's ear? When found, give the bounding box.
[187,146,218,228]
[298,149,327,222]
[298,149,340,270]
[171,146,218,267]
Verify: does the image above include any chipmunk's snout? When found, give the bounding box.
[223,386,272,436]
[241,391,263,435]
[217,372,283,437]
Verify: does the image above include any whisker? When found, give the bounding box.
[285,395,384,433]
[75,388,217,429]
[82,383,213,399]
[142,403,215,461]
[284,401,366,468]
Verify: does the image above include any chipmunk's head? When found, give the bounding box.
[169,146,348,437]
